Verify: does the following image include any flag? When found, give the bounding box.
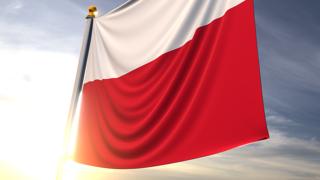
[74,0,269,169]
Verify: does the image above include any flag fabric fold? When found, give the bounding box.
[74,0,269,169]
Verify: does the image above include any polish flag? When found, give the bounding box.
[74,0,269,169]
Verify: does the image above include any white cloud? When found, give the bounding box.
[4,1,23,13]
[267,115,294,124]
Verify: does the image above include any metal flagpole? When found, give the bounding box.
[56,5,97,180]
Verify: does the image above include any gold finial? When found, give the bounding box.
[87,5,97,18]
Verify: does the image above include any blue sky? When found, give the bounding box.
[0,0,319,179]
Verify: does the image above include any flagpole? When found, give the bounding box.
[56,5,97,180]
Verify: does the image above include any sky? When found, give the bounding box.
[0,0,319,179]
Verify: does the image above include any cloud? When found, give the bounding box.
[267,115,297,125]
[0,0,85,53]
[254,0,320,138]
[4,1,23,13]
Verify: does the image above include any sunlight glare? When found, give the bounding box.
[0,49,78,180]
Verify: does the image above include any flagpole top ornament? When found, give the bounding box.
[87,5,97,18]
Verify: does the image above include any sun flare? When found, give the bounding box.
[0,49,78,180]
